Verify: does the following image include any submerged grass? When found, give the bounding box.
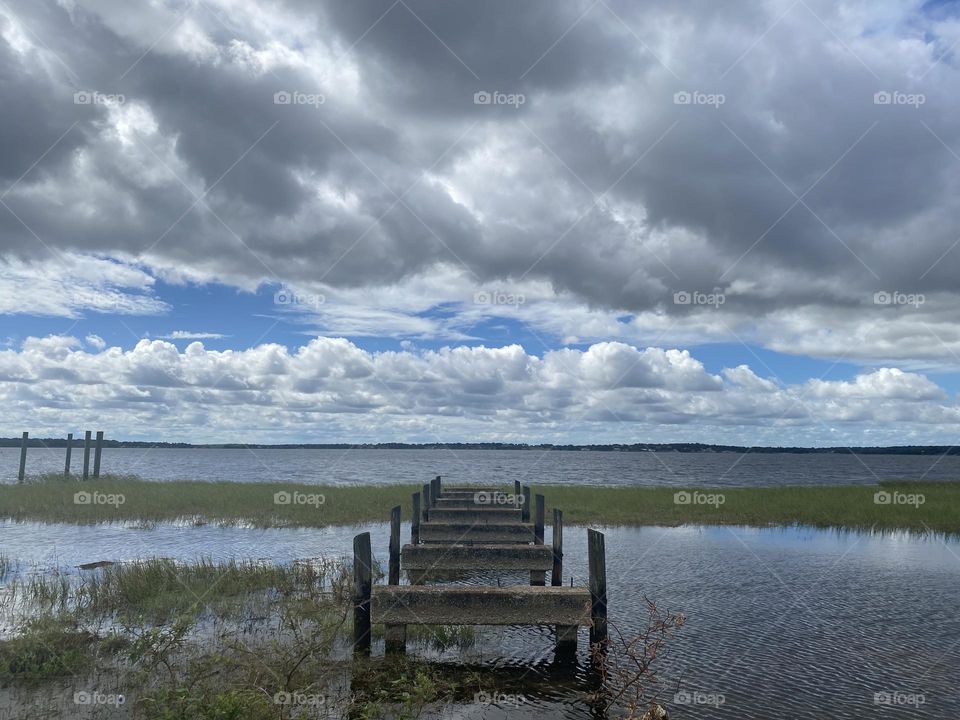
[0,474,958,533]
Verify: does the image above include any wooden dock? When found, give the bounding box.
[353,476,607,655]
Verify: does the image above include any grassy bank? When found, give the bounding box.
[0,474,957,533]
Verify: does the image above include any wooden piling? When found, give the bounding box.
[522,486,531,522]
[422,482,431,520]
[389,505,401,586]
[17,431,27,483]
[552,509,563,586]
[432,475,440,504]
[514,479,522,508]
[534,494,545,545]
[93,431,104,478]
[64,433,73,478]
[411,492,421,544]
[588,529,607,647]
[82,431,91,480]
[353,532,372,653]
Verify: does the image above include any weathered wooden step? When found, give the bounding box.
[372,585,591,625]
[419,521,534,544]
[401,543,552,571]
[428,507,522,523]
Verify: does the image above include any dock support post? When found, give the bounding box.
[432,475,440,503]
[385,506,406,653]
[82,431,91,480]
[521,486,531,522]
[534,494,545,545]
[411,492,421,544]
[93,431,103,478]
[552,509,563,586]
[514,479,521,507]
[588,529,608,648]
[353,532,372,653]
[64,433,73,478]
[422,482,431,520]
[17,431,27,483]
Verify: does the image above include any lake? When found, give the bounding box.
[3,447,959,486]
[1,520,957,718]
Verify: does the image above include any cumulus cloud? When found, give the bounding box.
[0,0,959,364]
[1,335,958,444]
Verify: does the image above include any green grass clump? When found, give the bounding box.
[0,615,103,681]
[1,475,958,534]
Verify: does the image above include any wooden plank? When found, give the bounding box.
[419,522,534,544]
[401,543,552,571]
[588,529,607,645]
[372,585,592,626]
[353,532,372,652]
[411,492,421,544]
[552,508,563,586]
[64,433,73,478]
[17,431,27,483]
[428,507,522,524]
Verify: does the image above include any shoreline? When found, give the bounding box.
[0,476,956,534]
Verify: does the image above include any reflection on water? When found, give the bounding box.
[1,521,958,718]
[4,446,960,486]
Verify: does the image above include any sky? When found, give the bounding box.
[1,0,960,445]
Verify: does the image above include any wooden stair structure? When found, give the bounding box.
[353,476,607,655]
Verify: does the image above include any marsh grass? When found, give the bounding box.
[1,475,958,533]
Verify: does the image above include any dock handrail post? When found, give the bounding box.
[353,532,372,653]
[411,492,421,544]
[588,529,608,648]
[385,506,407,653]
[551,508,563,586]
[534,494,545,545]
[82,431,92,480]
[514,480,521,507]
[422,482,431,520]
[432,475,440,503]
[64,433,73,478]
[93,431,104,478]
[521,486,531,522]
[17,431,27,483]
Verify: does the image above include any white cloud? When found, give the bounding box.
[158,331,228,340]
